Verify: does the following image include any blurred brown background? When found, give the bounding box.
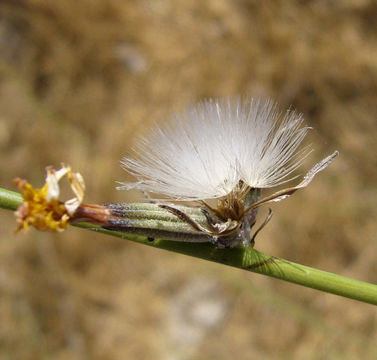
[0,1,376,359]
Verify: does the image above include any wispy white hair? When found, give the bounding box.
[118,98,313,201]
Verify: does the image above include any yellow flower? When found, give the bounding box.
[14,165,85,233]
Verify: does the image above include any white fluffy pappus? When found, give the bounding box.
[118,98,336,202]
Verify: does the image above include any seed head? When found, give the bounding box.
[118,98,328,202]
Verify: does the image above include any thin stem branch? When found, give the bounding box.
[1,187,376,305]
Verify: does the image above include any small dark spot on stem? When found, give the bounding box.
[147,237,154,242]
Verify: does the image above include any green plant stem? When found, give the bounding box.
[1,187,376,305]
